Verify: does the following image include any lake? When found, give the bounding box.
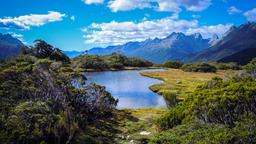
[85,69,167,109]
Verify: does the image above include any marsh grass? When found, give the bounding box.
[141,68,235,100]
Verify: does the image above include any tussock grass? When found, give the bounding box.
[141,68,235,100]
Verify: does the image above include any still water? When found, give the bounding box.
[85,69,167,109]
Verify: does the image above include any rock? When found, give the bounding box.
[140,131,151,135]
[176,81,182,84]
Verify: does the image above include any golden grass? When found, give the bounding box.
[141,68,236,100]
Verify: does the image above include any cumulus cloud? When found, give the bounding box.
[82,16,231,45]
[83,0,104,4]
[108,0,152,12]
[228,6,242,15]
[108,0,212,13]
[244,8,256,21]
[0,11,65,30]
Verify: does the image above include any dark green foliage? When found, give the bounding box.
[22,40,70,63]
[155,74,256,143]
[245,58,256,73]
[73,52,153,71]
[157,76,256,129]
[151,114,256,144]
[211,62,241,70]
[163,61,184,69]
[152,70,256,143]
[0,41,117,143]
[181,63,217,73]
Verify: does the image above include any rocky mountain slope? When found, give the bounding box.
[189,22,256,62]
[0,33,24,59]
[89,32,211,63]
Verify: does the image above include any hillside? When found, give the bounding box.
[189,22,256,62]
[89,33,211,63]
[0,33,24,59]
[0,40,118,143]
[72,52,153,71]
[218,47,256,65]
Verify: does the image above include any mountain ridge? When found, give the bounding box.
[88,32,211,63]
[0,33,24,59]
[189,22,256,62]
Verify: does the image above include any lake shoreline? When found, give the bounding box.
[141,68,234,100]
[78,66,163,72]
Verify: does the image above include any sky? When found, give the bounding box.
[0,0,255,51]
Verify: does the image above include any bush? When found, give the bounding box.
[211,62,241,70]
[73,53,153,71]
[181,63,217,73]
[156,76,256,130]
[163,61,183,69]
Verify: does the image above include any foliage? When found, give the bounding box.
[163,61,184,69]
[151,114,256,144]
[154,74,256,143]
[72,52,153,71]
[181,63,217,73]
[0,41,117,143]
[245,58,256,73]
[22,40,70,63]
[211,62,241,70]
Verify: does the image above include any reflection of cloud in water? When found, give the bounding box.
[85,69,167,109]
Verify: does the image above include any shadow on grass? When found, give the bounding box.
[83,110,139,143]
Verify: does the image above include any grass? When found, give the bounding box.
[84,108,167,144]
[141,68,236,100]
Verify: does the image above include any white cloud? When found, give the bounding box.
[183,0,212,11]
[244,8,256,21]
[192,15,201,19]
[83,0,104,4]
[186,24,233,38]
[8,32,28,44]
[108,0,212,13]
[70,16,76,21]
[82,16,231,45]
[0,11,66,30]
[108,0,152,12]
[228,6,242,15]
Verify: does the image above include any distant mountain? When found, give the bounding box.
[189,22,256,62]
[63,50,83,58]
[218,48,256,65]
[0,33,24,59]
[89,32,211,63]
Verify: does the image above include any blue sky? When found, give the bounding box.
[0,0,255,51]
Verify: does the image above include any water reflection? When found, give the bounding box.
[85,69,167,109]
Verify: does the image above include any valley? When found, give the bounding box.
[1,22,256,144]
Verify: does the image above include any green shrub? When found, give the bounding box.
[73,52,153,71]
[163,61,184,69]
[181,63,217,73]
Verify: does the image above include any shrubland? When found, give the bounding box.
[0,40,117,143]
[150,58,256,144]
[72,52,153,71]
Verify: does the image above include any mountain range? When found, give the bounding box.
[87,22,256,64]
[0,22,256,64]
[89,32,214,63]
[189,22,256,63]
[0,33,24,60]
